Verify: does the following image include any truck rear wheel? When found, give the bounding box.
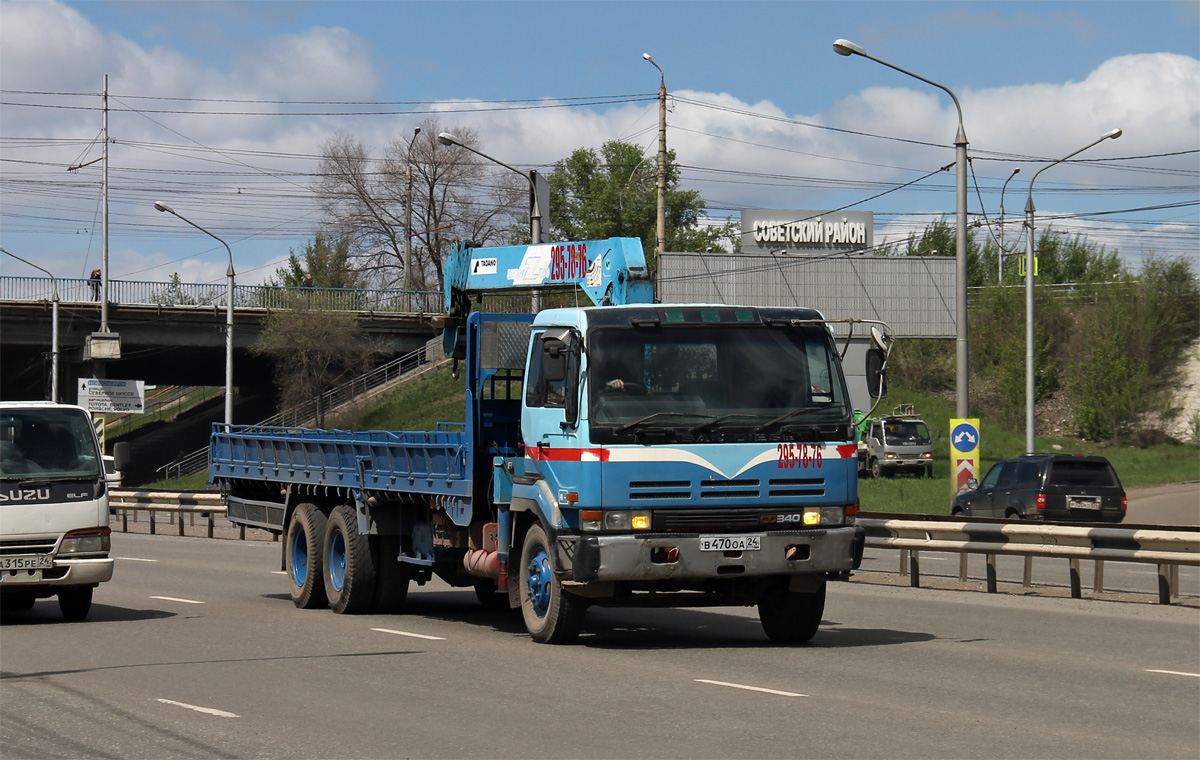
[758,579,826,643]
[287,503,328,609]
[323,504,376,614]
[519,524,585,644]
[58,587,93,621]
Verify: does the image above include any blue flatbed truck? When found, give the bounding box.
[211,237,889,643]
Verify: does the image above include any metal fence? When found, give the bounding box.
[858,515,1198,604]
[0,276,443,314]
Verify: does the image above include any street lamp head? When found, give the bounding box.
[1105,128,1123,140]
[642,53,652,61]
[832,39,866,57]
[153,201,174,214]
[437,132,461,147]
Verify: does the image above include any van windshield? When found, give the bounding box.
[0,408,102,480]
[883,420,930,444]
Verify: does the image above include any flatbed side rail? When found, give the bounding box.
[210,425,472,496]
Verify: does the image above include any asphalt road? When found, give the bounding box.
[2,532,1198,759]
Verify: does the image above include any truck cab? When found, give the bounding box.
[0,402,129,620]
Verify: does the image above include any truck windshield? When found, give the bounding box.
[0,408,101,480]
[883,421,930,444]
[588,323,848,441]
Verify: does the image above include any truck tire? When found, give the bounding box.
[58,587,93,621]
[518,523,585,644]
[757,579,826,643]
[372,535,410,613]
[473,579,508,610]
[869,458,882,479]
[323,504,377,614]
[287,503,328,609]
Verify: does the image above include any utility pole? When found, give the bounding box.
[403,127,421,312]
[644,54,667,294]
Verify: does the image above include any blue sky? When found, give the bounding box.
[1,0,1197,287]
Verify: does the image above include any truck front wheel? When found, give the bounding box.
[758,579,826,643]
[287,503,328,609]
[518,524,585,644]
[58,587,93,621]
[323,504,376,614]
[869,458,882,479]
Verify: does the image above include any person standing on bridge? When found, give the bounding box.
[300,272,314,289]
[88,269,101,301]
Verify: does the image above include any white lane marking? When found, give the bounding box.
[695,679,806,697]
[116,557,157,562]
[1146,669,1200,678]
[271,571,287,575]
[156,698,239,718]
[149,596,205,605]
[372,627,445,641]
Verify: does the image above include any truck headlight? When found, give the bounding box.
[59,527,111,555]
[580,510,653,532]
[802,507,845,527]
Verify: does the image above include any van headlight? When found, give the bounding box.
[59,528,111,555]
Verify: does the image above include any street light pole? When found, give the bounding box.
[643,53,667,291]
[436,132,543,309]
[833,39,971,419]
[404,127,421,312]
[1022,128,1122,454]
[998,167,1020,281]
[1,248,59,402]
[154,201,236,429]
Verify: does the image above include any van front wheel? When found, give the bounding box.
[58,587,93,621]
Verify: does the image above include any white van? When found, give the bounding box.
[0,402,129,620]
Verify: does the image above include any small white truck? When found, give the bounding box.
[859,405,933,479]
[1,402,129,620]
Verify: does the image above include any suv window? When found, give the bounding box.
[1049,460,1118,488]
[996,462,1019,488]
[1014,460,1041,487]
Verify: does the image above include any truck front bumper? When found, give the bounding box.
[0,557,114,588]
[570,526,864,583]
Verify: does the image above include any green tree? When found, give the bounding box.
[269,234,360,289]
[250,299,382,427]
[546,140,736,270]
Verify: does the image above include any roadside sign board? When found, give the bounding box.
[950,418,980,493]
[78,378,145,414]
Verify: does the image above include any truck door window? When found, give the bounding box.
[526,332,576,410]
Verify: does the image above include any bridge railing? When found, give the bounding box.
[0,276,444,314]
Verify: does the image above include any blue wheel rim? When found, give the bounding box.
[328,528,347,592]
[290,526,308,587]
[525,546,552,618]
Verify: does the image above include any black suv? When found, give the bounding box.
[951,454,1126,523]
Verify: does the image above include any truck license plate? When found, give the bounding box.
[0,555,53,571]
[699,535,762,552]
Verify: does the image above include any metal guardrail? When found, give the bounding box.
[1,275,442,314]
[858,516,1198,604]
[108,489,239,539]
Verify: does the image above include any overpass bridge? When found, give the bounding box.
[0,276,445,402]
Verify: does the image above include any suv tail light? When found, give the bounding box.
[1036,493,1047,511]
[1120,496,1128,513]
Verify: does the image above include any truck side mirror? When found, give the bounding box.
[543,343,566,382]
[866,348,887,400]
[112,441,130,473]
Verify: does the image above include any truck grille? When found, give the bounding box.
[0,538,56,556]
[629,478,824,502]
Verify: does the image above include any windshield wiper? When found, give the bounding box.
[689,413,768,434]
[618,411,711,434]
[756,407,838,434]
